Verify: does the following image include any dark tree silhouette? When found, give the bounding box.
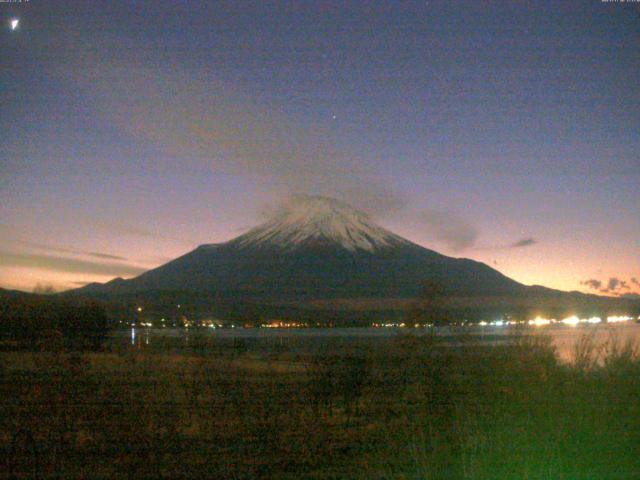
[0,296,110,351]
[405,279,448,326]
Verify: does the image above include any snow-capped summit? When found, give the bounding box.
[233,194,409,252]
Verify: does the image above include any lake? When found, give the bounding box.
[116,321,640,363]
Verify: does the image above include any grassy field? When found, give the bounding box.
[1,331,639,479]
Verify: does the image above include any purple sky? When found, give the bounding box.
[1,1,638,296]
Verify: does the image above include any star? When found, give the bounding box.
[10,19,19,31]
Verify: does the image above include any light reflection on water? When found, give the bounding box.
[120,322,640,363]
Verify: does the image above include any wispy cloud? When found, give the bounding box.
[604,277,623,292]
[104,222,160,239]
[473,236,539,252]
[21,241,128,261]
[580,279,603,290]
[0,251,147,277]
[63,53,359,179]
[418,209,479,252]
[581,276,638,296]
[272,178,408,221]
[86,251,128,261]
[0,226,131,262]
[61,42,409,225]
[510,238,537,249]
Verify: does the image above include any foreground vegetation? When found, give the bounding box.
[1,331,639,479]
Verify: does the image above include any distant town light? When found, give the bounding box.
[561,316,580,326]
[529,317,551,327]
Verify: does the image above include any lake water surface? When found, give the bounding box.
[117,322,640,363]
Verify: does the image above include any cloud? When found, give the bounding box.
[510,238,537,248]
[105,222,160,239]
[580,279,602,291]
[59,39,408,224]
[279,177,408,220]
[62,53,359,179]
[581,276,640,296]
[418,209,479,252]
[0,231,130,262]
[472,236,539,252]
[97,220,199,245]
[0,251,147,277]
[632,277,639,287]
[23,241,128,261]
[86,251,128,261]
[605,277,622,292]
[260,182,408,225]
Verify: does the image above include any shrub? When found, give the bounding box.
[0,296,110,351]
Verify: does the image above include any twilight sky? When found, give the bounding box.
[0,0,638,296]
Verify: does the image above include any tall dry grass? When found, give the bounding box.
[1,329,640,479]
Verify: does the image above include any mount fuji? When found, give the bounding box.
[77,195,526,300]
[70,195,639,321]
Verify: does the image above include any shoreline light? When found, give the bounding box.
[528,317,552,327]
[561,316,580,326]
